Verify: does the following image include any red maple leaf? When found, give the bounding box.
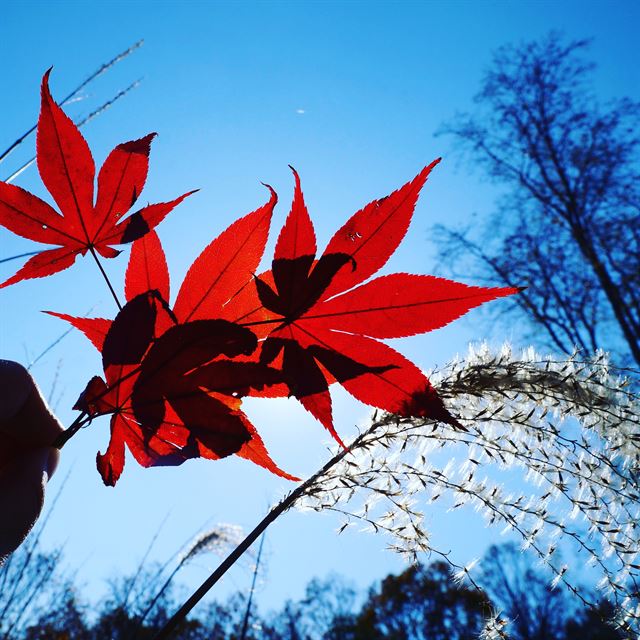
[48,191,297,486]
[0,70,195,288]
[47,164,518,482]
[237,163,520,445]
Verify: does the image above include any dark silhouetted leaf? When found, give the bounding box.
[56,218,297,485]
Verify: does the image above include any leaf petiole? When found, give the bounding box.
[88,246,123,310]
[52,412,92,449]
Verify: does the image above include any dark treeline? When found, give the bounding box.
[0,542,625,640]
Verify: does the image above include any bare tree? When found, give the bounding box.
[436,33,640,365]
[478,543,624,640]
[263,575,357,640]
[478,543,579,640]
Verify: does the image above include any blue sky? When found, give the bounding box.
[1,0,639,618]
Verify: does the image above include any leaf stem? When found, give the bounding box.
[153,435,362,640]
[89,246,122,310]
[52,412,91,449]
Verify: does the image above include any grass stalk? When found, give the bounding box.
[0,40,143,166]
[239,533,265,640]
[153,436,361,640]
[4,78,142,184]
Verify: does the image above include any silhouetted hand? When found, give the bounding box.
[0,361,62,561]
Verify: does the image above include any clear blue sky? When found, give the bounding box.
[1,0,639,617]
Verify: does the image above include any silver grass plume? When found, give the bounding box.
[137,524,246,630]
[181,524,246,566]
[294,343,640,637]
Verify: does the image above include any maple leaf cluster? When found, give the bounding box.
[0,72,518,486]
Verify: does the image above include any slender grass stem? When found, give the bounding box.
[4,79,142,184]
[89,246,122,310]
[0,250,43,265]
[239,533,265,640]
[153,435,361,640]
[0,40,143,166]
[135,560,184,639]
[123,512,172,616]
